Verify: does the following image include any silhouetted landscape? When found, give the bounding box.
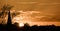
[0,23,60,31]
[0,0,60,31]
[0,10,60,31]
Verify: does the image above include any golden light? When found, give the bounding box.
[19,23,24,27]
[12,11,60,26]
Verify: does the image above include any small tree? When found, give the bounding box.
[24,23,30,27]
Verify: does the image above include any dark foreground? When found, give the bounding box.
[0,24,60,31]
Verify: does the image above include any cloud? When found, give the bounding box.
[12,10,60,22]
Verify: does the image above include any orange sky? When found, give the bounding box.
[0,0,60,26]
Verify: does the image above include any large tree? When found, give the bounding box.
[0,4,13,24]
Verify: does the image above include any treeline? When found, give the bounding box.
[0,24,60,31]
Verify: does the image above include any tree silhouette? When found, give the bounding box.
[11,12,20,19]
[0,4,13,24]
[24,23,30,27]
[14,22,19,26]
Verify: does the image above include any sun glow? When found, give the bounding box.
[19,23,24,27]
[12,11,45,26]
[12,11,60,26]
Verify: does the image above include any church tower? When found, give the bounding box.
[7,11,12,25]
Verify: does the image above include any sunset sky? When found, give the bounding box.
[0,0,60,26]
